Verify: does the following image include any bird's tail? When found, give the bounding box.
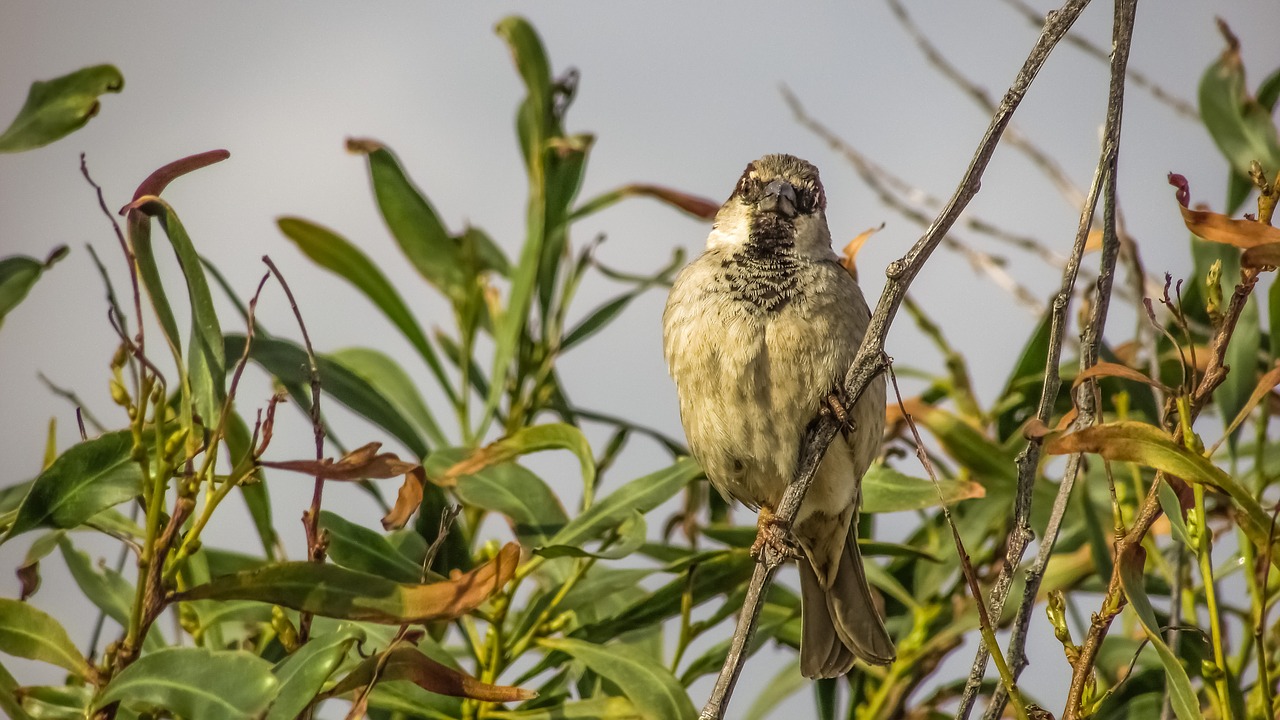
[798,532,895,678]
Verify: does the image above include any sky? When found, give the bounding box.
[1,1,1278,716]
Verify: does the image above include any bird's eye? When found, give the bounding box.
[737,175,762,202]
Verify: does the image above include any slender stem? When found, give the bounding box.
[699,4,1093,716]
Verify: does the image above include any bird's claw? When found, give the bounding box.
[751,505,801,560]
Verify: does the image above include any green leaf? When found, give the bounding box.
[326,645,536,703]
[329,346,447,447]
[227,333,427,458]
[0,65,123,152]
[3,431,142,543]
[861,462,985,513]
[495,16,553,172]
[0,247,67,330]
[1046,421,1280,566]
[918,408,1017,491]
[130,196,226,432]
[319,510,423,583]
[488,697,641,719]
[0,661,35,720]
[544,458,700,551]
[1199,30,1280,178]
[177,544,519,624]
[364,682,462,719]
[994,306,1053,441]
[538,638,695,720]
[93,647,278,720]
[1116,545,1205,720]
[538,510,645,560]
[279,217,457,418]
[0,598,92,678]
[58,537,163,652]
[431,453,567,547]
[266,624,363,720]
[1219,295,1260,454]
[439,424,595,503]
[348,143,469,306]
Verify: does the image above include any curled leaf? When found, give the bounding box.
[122,150,230,209]
[1242,242,1280,270]
[0,64,123,153]
[1072,361,1173,396]
[382,467,426,531]
[328,645,536,703]
[840,224,883,279]
[1169,173,1280,248]
[572,183,720,221]
[261,442,418,481]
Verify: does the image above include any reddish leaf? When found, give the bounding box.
[121,149,230,211]
[1073,361,1173,395]
[618,184,719,219]
[261,442,418,481]
[328,645,536,703]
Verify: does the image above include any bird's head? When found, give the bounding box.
[707,154,830,255]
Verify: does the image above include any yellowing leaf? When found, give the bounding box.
[261,442,418,481]
[1170,173,1280,248]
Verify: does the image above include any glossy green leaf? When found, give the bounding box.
[3,431,141,543]
[10,683,90,719]
[329,346,446,447]
[1116,545,1205,720]
[431,452,567,546]
[861,462,985,513]
[545,458,699,552]
[561,247,680,350]
[1199,31,1280,179]
[538,638,695,720]
[0,661,35,720]
[0,247,67,330]
[130,196,226,431]
[265,624,363,720]
[177,544,519,624]
[0,65,122,152]
[489,697,641,719]
[0,598,92,678]
[320,510,423,583]
[227,333,427,458]
[1219,295,1260,454]
[93,647,277,720]
[348,143,469,305]
[279,217,457,419]
[538,510,645,560]
[496,16,553,171]
[1047,422,1280,565]
[365,681,462,719]
[994,307,1053,441]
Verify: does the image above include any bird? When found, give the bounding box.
[662,153,894,677]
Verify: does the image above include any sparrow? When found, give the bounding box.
[662,154,893,677]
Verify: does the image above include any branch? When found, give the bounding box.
[697,2,1095,716]
[978,2,1140,718]
[954,0,1138,716]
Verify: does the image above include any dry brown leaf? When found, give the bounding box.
[1073,361,1173,396]
[840,224,884,280]
[884,396,934,428]
[261,442,418,481]
[623,184,720,220]
[1242,242,1280,270]
[1170,172,1280,249]
[382,467,426,530]
[1084,229,1105,253]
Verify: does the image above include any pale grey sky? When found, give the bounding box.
[2,1,1277,716]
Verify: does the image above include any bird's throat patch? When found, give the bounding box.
[722,246,801,314]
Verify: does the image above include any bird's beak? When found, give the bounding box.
[758,179,798,219]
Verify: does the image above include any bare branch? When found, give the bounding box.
[698,2,1095,715]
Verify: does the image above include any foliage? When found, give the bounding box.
[2,12,1280,720]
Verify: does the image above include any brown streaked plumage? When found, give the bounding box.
[662,154,893,677]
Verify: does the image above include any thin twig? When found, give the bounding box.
[698,3,1094,716]
[979,3,1139,718]
[996,0,1199,120]
[262,255,326,643]
[37,373,107,434]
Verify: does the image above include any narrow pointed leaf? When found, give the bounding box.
[427,450,567,546]
[58,537,163,651]
[545,458,700,551]
[266,624,363,720]
[537,510,645,560]
[319,510,423,583]
[227,334,427,458]
[0,599,92,678]
[3,431,141,543]
[488,697,640,719]
[537,637,695,720]
[0,247,67,329]
[436,424,594,501]
[328,645,536,702]
[571,183,719,221]
[1117,546,1205,720]
[860,462,985,513]
[127,196,226,430]
[177,543,520,624]
[1198,25,1280,179]
[93,647,277,720]
[0,64,123,152]
[330,346,447,446]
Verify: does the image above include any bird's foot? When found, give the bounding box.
[821,390,857,433]
[751,505,800,561]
